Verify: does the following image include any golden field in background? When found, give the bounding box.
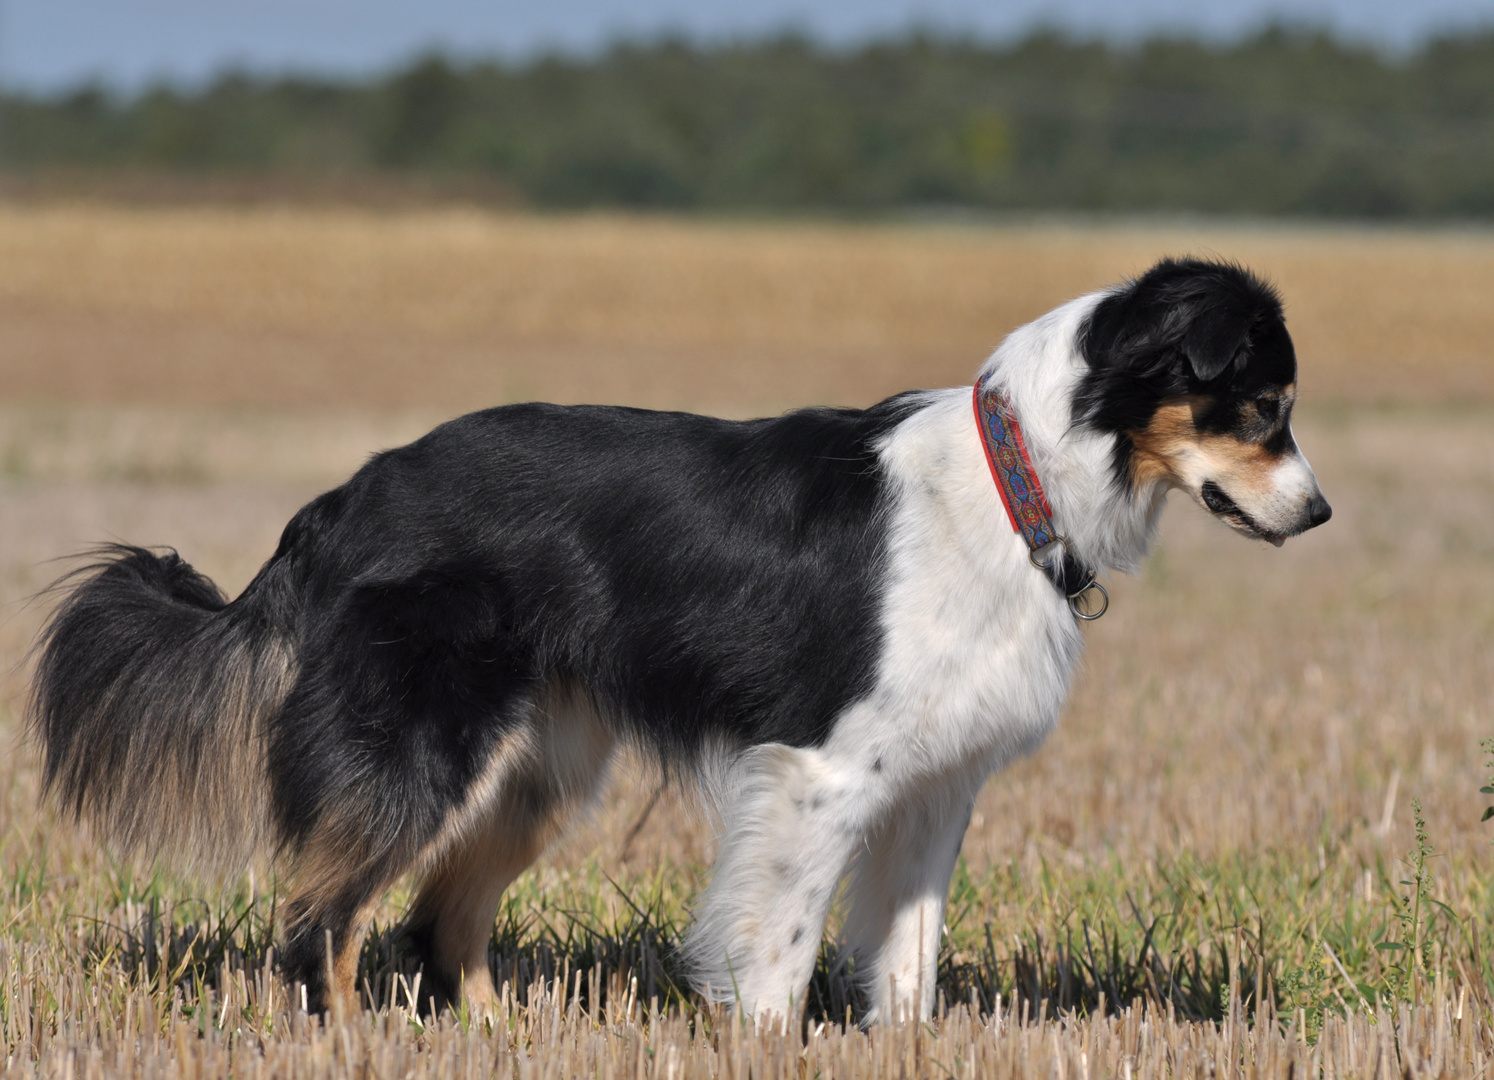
[1,205,1492,413]
[0,205,1492,1077]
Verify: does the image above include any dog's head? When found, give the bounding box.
[1074,258,1331,545]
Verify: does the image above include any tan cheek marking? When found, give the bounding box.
[1129,400,1202,488]
[1193,435,1280,496]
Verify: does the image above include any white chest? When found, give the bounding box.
[826,396,1086,779]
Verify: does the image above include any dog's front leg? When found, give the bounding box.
[683,744,872,1024]
[841,786,978,1023]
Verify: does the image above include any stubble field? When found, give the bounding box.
[0,205,1492,1078]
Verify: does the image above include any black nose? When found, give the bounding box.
[1306,492,1332,528]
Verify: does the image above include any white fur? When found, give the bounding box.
[684,291,1171,1023]
[1222,434,1322,538]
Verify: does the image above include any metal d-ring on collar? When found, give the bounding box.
[1030,537,1109,621]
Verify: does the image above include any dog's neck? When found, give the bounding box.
[976,293,1168,576]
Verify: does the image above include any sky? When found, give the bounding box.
[4,0,1494,94]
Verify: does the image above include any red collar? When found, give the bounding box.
[973,379,1108,619]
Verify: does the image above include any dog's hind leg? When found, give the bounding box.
[276,717,550,1015]
[403,689,616,1015]
[401,795,548,1015]
[840,785,978,1023]
[281,840,424,1016]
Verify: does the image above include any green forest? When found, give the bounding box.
[4,28,1494,218]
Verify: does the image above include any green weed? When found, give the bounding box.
[1376,798,1456,1007]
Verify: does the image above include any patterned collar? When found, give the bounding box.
[972,378,1108,620]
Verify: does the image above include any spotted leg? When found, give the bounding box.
[683,744,879,1023]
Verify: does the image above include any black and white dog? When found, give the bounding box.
[31,257,1330,1023]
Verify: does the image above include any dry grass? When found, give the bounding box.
[1,205,1492,413]
[2,407,1492,1076]
[0,208,1492,1075]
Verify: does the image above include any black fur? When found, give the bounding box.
[29,394,919,999]
[1074,258,1298,485]
[29,545,295,867]
[263,397,918,849]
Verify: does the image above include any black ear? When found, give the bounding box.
[1181,305,1253,383]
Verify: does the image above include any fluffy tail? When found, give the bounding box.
[28,545,298,878]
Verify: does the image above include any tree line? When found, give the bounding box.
[4,28,1494,218]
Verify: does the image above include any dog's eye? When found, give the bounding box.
[1255,395,1280,422]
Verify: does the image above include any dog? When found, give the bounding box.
[30,257,1330,1024]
